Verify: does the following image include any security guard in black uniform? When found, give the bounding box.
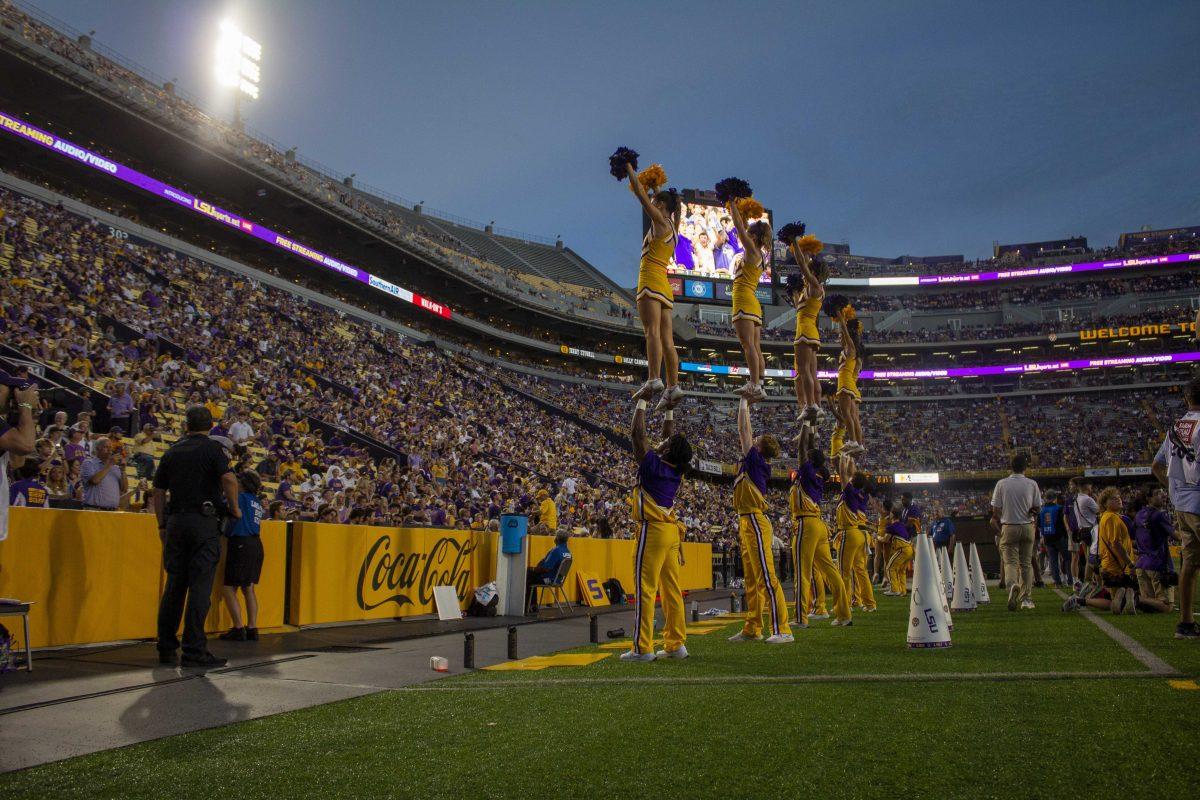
[153,406,241,667]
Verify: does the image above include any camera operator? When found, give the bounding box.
[79,437,127,511]
[153,406,240,668]
[0,373,40,543]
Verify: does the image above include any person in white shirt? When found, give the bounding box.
[1151,374,1200,639]
[991,453,1043,611]
[1074,484,1100,581]
[227,411,254,445]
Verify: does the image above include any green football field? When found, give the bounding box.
[3,587,1196,799]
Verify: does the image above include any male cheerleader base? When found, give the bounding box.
[837,486,876,611]
[630,488,687,658]
[730,400,791,641]
[791,456,852,626]
[885,519,915,596]
[623,400,691,661]
[738,510,790,638]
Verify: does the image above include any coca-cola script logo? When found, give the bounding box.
[356,534,476,611]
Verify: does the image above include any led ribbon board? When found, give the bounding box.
[0,111,450,319]
[827,252,1200,287]
[679,350,1200,380]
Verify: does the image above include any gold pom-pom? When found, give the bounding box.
[843,306,857,321]
[638,164,668,191]
[736,197,764,219]
[797,234,824,255]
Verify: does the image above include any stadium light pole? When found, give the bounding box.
[214,19,261,129]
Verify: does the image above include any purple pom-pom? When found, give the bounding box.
[777,221,807,244]
[609,147,640,181]
[822,293,851,318]
[714,177,753,203]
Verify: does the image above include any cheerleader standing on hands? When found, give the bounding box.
[832,302,866,456]
[718,177,770,401]
[611,147,684,410]
[780,223,827,429]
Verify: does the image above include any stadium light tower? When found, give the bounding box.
[214,19,261,127]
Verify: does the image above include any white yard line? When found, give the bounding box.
[1052,587,1179,676]
[396,669,1164,690]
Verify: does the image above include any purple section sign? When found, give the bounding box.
[0,110,451,319]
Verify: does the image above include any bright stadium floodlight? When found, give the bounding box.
[215,19,261,112]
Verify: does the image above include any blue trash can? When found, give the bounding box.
[500,514,528,555]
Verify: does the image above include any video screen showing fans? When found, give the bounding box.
[654,198,773,283]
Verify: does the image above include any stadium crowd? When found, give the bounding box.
[0,186,749,540]
[2,181,1196,589]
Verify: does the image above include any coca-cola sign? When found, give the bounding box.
[356,534,476,611]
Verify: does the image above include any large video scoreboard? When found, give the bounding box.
[643,188,777,305]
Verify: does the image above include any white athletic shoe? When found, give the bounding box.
[734,381,757,398]
[1020,599,1036,611]
[632,378,664,401]
[727,631,763,642]
[1007,583,1020,612]
[655,645,689,659]
[808,612,830,620]
[789,620,809,629]
[654,384,684,412]
[1111,589,1130,615]
[619,650,657,662]
[748,384,767,403]
[764,633,795,644]
[831,618,854,627]
[882,590,899,596]
[862,607,877,613]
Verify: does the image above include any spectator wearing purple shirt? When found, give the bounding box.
[107,382,137,435]
[1131,488,1176,612]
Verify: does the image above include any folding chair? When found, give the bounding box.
[0,602,33,671]
[532,553,574,616]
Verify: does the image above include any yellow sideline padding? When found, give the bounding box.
[0,509,161,649]
[0,512,712,645]
[287,523,495,627]
[527,534,711,603]
[289,526,711,627]
[0,509,289,648]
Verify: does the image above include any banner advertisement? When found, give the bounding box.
[289,523,492,626]
[290,524,712,627]
[698,459,724,475]
[1084,467,1118,477]
[1079,321,1195,340]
